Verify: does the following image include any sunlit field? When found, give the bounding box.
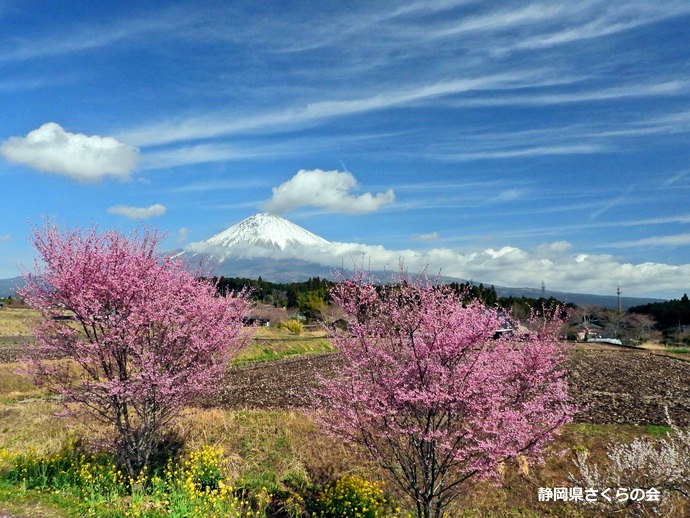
[0,307,37,337]
[0,305,687,516]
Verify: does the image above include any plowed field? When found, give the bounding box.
[3,341,690,426]
[213,347,690,427]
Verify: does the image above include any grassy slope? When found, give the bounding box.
[234,326,333,362]
[0,308,37,337]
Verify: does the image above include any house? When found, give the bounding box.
[242,316,271,327]
[243,304,290,327]
[573,323,604,342]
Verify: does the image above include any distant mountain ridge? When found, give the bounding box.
[0,276,23,298]
[491,285,661,311]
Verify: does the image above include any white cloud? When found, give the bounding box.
[177,227,190,244]
[534,241,572,257]
[0,122,138,181]
[120,71,554,147]
[107,204,166,219]
[412,232,440,241]
[0,235,11,242]
[188,235,690,298]
[606,233,690,249]
[493,189,526,202]
[264,169,395,215]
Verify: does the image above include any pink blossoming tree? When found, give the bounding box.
[19,225,251,477]
[317,271,573,518]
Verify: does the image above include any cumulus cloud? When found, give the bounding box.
[188,235,690,298]
[534,241,572,257]
[264,169,394,214]
[0,122,138,181]
[107,204,166,219]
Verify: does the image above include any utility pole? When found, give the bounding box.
[617,285,622,313]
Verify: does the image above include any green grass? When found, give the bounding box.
[0,478,79,517]
[233,328,334,363]
[644,424,673,436]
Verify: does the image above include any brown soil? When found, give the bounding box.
[213,347,690,427]
[4,341,690,426]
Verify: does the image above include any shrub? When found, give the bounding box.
[0,443,270,517]
[280,319,304,335]
[315,474,392,518]
[570,417,690,516]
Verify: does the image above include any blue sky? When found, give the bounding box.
[1,0,690,298]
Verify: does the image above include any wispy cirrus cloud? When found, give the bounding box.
[662,170,689,187]
[605,233,690,249]
[456,81,690,107]
[504,2,690,52]
[168,179,271,194]
[492,189,527,202]
[411,232,440,241]
[430,144,606,161]
[591,110,690,139]
[589,185,636,221]
[120,71,571,147]
[141,143,289,169]
[0,6,201,63]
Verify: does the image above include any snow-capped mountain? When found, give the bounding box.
[203,213,330,252]
[180,213,337,280]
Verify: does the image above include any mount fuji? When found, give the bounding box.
[181,213,338,281]
[202,213,330,253]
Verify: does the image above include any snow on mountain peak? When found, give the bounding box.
[203,213,330,251]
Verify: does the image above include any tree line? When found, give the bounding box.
[629,294,690,345]
[212,276,686,342]
[629,294,690,327]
